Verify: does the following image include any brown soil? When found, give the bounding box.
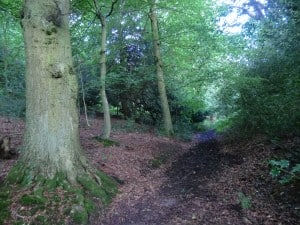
[0,116,299,225]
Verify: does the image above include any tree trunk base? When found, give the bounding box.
[2,162,118,224]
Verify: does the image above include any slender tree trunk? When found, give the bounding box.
[1,14,9,90]
[21,0,98,184]
[79,69,91,127]
[149,0,173,135]
[99,15,111,139]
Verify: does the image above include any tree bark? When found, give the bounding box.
[93,0,112,139]
[99,15,111,139]
[149,0,174,135]
[21,0,96,184]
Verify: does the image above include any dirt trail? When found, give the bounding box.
[99,136,299,225]
[99,140,245,225]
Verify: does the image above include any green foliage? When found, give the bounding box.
[269,159,300,184]
[106,69,162,124]
[0,9,25,118]
[3,0,298,137]
[70,0,217,131]
[0,0,23,18]
[0,95,25,117]
[216,0,300,137]
[213,116,234,133]
[172,122,194,141]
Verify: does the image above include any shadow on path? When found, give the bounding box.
[162,139,242,198]
[100,136,246,225]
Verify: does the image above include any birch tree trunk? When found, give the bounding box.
[21,0,98,184]
[149,0,174,135]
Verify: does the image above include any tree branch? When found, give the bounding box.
[106,0,119,18]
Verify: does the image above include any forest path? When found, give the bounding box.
[98,128,299,225]
[98,138,247,225]
[0,117,298,224]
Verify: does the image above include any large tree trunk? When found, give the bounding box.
[149,0,174,135]
[99,16,111,139]
[21,0,96,184]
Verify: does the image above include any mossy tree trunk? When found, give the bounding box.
[149,0,174,135]
[20,0,98,184]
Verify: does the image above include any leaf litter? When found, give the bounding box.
[1,116,299,224]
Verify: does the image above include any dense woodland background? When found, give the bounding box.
[0,0,300,224]
[1,0,299,136]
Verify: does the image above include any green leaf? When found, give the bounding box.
[291,164,300,173]
[279,176,293,185]
[270,167,281,177]
[269,159,290,169]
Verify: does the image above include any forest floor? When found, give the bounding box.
[0,116,299,225]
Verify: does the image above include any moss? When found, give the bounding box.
[6,164,37,187]
[0,189,9,198]
[5,163,25,184]
[61,180,72,190]
[84,199,95,213]
[3,165,118,225]
[71,205,88,224]
[98,171,118,195]
[13,221,25,225]
[0,193,10,224]
[41,172,66,190]
[35,215,47,223]
[93,137,120,147]
[77,176,109,202]
[77,171,118,205]
[44,178,59,190]
[53,195,61,202]
[20,194,46,206]
[0,198,10,209]
[74,192,85,205]
[33,187,44,197]
[0,185,11,222]
[64,207,71,215]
